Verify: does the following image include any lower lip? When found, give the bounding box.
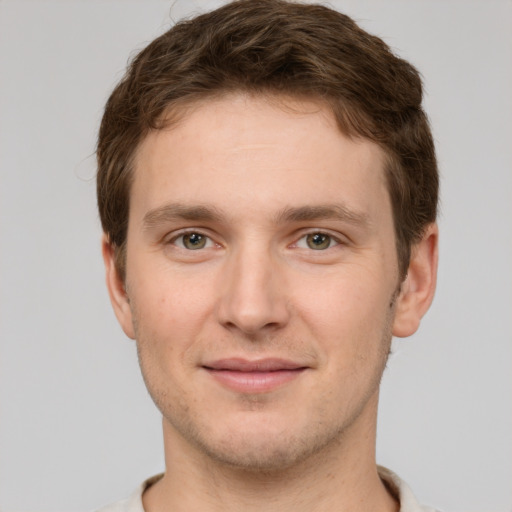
[205,369,305,393]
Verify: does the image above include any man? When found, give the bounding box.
[96,1,439,510]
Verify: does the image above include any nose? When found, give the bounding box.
[216,244,290,337]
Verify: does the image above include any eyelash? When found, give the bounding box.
[294,232,341,251]
[168,230,217,250]
[167,229,343,251]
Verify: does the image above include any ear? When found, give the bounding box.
[102,235,135,339]
[392,223,439,338]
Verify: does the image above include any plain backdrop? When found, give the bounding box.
[1,1,511,511]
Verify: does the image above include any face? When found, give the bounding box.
[104,93,436,471]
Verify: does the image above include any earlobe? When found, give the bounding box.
[102,235,136,339]
[392,224,439,338]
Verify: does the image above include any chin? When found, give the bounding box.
[175,412,345,474]
[198,434,318,473]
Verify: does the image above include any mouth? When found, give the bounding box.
[202,358,308,393]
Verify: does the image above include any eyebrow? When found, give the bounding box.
[142,203,224,231]
[275,204,370,227]
[142,202,370,231]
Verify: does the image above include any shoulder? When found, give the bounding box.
[95,495,136,512]
[378,466,442,512]
[94,475,163,512]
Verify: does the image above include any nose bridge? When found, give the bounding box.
[216,237,289,335]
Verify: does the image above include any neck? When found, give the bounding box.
[143,394,397,512]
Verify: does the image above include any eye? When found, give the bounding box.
[296,232,339,250]
[173,232,213,250]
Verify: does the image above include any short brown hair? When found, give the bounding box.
[97,0,438,280]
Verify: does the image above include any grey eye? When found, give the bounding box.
[182,233,208,250]
[306,233,332,250]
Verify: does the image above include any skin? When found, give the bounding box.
[103,93,438,512]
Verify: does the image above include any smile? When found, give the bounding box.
[202,358,308,393]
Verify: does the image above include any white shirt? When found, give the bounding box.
[96,466,440,512]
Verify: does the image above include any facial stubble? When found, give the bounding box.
[131,294,397,475]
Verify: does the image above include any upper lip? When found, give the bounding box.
[203,358,307,372]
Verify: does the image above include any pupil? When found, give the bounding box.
[307,233,330,250]
[184,233,206,249]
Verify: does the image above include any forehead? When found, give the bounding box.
[131,93,389,222]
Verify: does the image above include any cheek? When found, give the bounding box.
[133,265,213,318]
[295,268,389,324]
[292,269,393,358]
[129,272,215,364]
[130,281,205,406]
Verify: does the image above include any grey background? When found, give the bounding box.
[1,1,511,511]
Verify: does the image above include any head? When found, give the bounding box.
[97,0,438,284]
[97,0,438,473]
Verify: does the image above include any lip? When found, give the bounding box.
[202,358,308,393]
